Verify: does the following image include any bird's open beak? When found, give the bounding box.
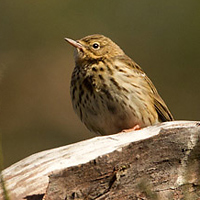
[65,38,83,50]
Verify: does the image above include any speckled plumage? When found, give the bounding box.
[66,34,173,135]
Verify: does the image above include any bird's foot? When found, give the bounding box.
[122,124,141,132]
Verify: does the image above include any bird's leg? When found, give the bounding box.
[122,124,141,132]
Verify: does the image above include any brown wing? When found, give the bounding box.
[142,68,174,122]
[153,93,174,122]
[120,55,174,122]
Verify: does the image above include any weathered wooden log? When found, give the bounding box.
[1,121,200,200]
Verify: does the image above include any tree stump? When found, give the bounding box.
[1,121,200,200]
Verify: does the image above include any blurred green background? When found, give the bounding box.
[0,1,200,168]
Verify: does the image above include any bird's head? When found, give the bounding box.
[65,34,124,63]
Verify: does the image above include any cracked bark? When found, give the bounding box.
[1,121,200,200]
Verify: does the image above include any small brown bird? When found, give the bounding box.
[65,34,173,135]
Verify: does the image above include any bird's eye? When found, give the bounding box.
[92,43,100,49]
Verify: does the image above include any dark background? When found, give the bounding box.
[0,1,200,168]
